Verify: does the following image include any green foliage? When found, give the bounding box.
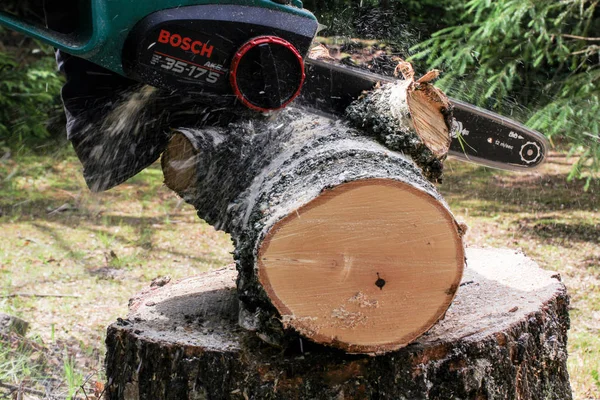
[410,0,599,186]
[0,37,64,145]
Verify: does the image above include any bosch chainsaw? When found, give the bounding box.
[0,0,548,170]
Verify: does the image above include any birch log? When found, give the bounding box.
[162,107,464,354]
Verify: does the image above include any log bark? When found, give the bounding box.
[104,248,572,400]
[161,108,464,353]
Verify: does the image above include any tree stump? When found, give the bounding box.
[104,248,571,400]
[161,107,464,353]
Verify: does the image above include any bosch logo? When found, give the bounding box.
[157,29,214,58]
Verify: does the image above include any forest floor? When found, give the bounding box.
[0,146,598,399]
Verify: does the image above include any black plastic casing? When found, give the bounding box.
[122,4,318,106]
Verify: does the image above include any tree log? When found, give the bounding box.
[104,248,572,400]
[161,108,464,354]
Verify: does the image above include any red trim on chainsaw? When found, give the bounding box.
[230,36,305,113]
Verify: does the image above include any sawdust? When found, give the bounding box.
[331,306,368,330]
[347,292,379,309]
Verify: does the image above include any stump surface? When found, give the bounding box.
[105,248,571,400]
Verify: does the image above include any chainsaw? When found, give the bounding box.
[0,0,548,170]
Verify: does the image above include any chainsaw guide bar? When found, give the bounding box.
[300,59,549,171]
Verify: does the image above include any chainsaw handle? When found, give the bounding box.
[0,1,106,57]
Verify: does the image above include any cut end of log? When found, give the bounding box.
[257,178,464,354]
[345,61,452,183]
[391,60,452,158]
[161,132,199,194]
[407,80,453,157]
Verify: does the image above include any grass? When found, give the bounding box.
[63,355,83,400]
[440,153,600,400]
[0,338,45,384]
[0,146,233,398]
[0,146,598,399]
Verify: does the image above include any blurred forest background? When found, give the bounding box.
[0,0,598,186]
